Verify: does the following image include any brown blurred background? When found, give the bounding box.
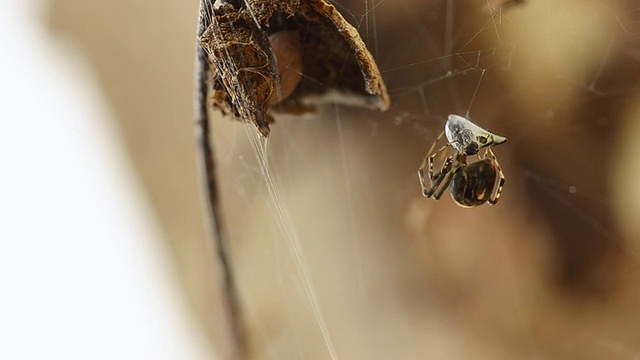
[48,0,640,359]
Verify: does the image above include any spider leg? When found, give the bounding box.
[486,147,506,206]
[422,155,456,198]
[478,147,492,161]
[418,131,450,197]
[433,164,460,200]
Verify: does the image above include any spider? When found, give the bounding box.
[418,114,508,207]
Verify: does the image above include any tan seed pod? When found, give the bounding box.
[266,31,303,106]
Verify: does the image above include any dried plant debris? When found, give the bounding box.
[200,0,391,137]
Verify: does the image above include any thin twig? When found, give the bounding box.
[195,0,244,357]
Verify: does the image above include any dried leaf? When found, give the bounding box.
[200,0,390,137]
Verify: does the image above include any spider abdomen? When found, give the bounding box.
[450,159,497,207]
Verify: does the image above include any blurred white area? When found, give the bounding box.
[0,1,212,359]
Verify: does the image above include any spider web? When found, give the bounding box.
[208,1,640,359]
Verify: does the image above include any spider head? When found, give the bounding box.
[445,114,507,155]
[464,132,507,155]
